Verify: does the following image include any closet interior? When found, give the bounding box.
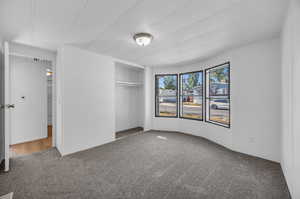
[115,62,144,138]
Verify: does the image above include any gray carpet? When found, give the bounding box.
[0,131,291,199]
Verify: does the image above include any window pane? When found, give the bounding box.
[208,65,229,96]
[181,72,203,95]
[156,96,177,117]
[209,98,229,125]
[156,75,177,96]
[181,96,202,119]
[155,74,178,117]
[206,63,230,127]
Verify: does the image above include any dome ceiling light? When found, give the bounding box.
[133,33,153,46]
[46,68,52,76]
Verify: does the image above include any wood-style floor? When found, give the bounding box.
[10,126,53,157]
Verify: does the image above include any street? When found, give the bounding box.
[159,103,229,122]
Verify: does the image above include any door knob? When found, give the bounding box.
[7,104,15,108]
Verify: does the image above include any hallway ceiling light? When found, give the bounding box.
[133,33,153,46]
[46,69,52,76]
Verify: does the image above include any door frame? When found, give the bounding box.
[3,41,57,171]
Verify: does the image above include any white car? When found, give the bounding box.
[210,99,229,110]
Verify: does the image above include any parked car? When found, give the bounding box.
[159,97,177,103]
[210,99,229,110]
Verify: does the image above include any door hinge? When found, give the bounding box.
[7,104,15,108]
[0,104,15,109]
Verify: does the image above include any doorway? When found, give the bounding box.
[8,54,53,157]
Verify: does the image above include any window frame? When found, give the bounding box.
[155,74,179,118]
[179,70,204,121]
[205,62,231,128]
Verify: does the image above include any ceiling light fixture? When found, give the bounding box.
[133,33,153,46]
[46,69,52,76]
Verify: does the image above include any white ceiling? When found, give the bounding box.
[0,0,288,67]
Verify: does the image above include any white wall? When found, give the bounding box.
[56,46,115,155]
[47,77,52,125]
[10,56,48,144]
[55,49,63,152]
[144,66,153,131]
[281,0,300,198]
[10,42,56,62]
[115,86,143,131]
[115,63,144,132]
[147,37,282,162]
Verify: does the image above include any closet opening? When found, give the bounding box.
[115,62,144,139]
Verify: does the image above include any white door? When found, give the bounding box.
[1,42,12,172]
[10,56,47,145]
[0,45,5,169]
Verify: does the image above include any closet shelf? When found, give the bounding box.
[116,80,143,87]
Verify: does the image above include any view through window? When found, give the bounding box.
[155,74,178,117]
[205,63,230,127]
[180,71,203,120]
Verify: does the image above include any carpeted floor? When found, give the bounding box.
[0,131,291,199]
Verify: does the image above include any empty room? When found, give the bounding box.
[0,0,299,198]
